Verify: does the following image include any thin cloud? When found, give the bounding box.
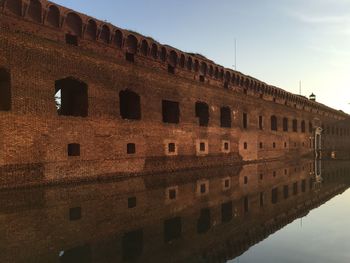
[291,12,350,24]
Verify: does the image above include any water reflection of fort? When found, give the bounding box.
[1,160,349,263]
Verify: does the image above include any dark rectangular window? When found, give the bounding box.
[200,183,206,194]
[169,189,176,200]
[0,68,11,111]
[243,112,248,129]
[68,143,80,156]
[301,180,306,192]
[244,196,249,213]
[119,90,141,120]
[199,75,205,82]
[221,201,233,223]
[162,100,180,124]
[125,52,135,62]
[283,185,289,199]
[200,142,206,152]
[260,192,264,207]
[195,102,209,126]
[293,119,298,132]
[220,107,231,128]
[168,143,176,153]
[309,178,313,190]
[224,142,229,150]
[55,78,88,117]
[59,245,91,263]
[122,230,143,261]
[164,217,182,242]
[293,182,298,195]
[259,116,263,130]
[128,197,137,208]
[127,143,136,154]
[197,208,211,233]
[65,34,78,46]
[271,188,278,204]
[283,118,288,131]
[69,207,81,221]
[168,64,175,74]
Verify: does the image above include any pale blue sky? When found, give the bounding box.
[53,0,350,113]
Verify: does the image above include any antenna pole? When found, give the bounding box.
[299,80,302,95]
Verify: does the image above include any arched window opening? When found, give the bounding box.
[169,51,177,67]
[55,77,88,117]
[46,5,60,28]
[200,62,207,76]
[27,0,42,23]
[151,44,158,59]
[240,78,244,86]
[119,90,141,120]
[214,67,219,79]
[271,115,277,131]
[179,54,185,68]
[224,71,231,89]
[162,100,179,124]
[195,102,209,127]
[65,12,82,36]
[219,69,224,80]
[231,74,236,84]
[187,57,193,71]
[122,230,143,261]
[85,20,97,41]
[126,35,138,62]
[7,0,22,16]
[65,13,82,45]
[301,120,306,133]
[160,47,167,62]
[292,119,298,132]
[225,72,231,82]
[100,25,110,44]
[140,40,148,56]
[208,66,213,77]
[220,107,231,128]
[194,60,199,72]
[114,30,123,48]
[236,76,240,85]
[283,117,288,131]
[168,51,177,74]
[0,68,11,111]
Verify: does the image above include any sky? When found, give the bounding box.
[53,0,350,113]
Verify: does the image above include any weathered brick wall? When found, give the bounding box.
[0,1,350,187]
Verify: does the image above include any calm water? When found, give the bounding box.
[1,159,349,263]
